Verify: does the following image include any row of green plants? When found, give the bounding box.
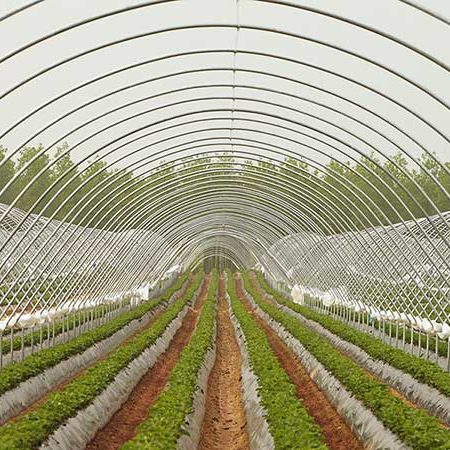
[122,270,218,450]
[245,274,450,450]
[0,273,202,449]
[258,273,450,397]
[228,273,327,450]
[0,272,191,396]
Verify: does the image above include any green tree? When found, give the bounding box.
[75,158,112,227]
[0,145,16,205]
[15,145,53,214]
[50,143,83,222]
[412,152,444,217]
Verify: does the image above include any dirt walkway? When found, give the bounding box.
[235,275,363,450]
[86,275,210,450]
[198,276,250,450]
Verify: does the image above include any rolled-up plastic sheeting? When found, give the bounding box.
[290,284,304,305]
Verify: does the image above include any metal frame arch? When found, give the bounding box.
[2,0,448,72]
[396,0,450,24]
[0,24,448,192]
[2,100,446,260]
[0,0,449,349]
[0,114,444,322]
[9,82,448,222]
[0,11,448,112]
[10,155,428,320]
[2,90,446,253]
[254,0,449,70]
[0,139,356,312]
[0,0,45,22]
[0,137,402,296]
[119,164,440,305]
[10,108,446,288]
[1,154,380,320]
[190,251,245,271]
[0,174,318,320]
[4,71,450,221]
[0,130,442,312]
[1,53,448,246]
[3,48,445,184]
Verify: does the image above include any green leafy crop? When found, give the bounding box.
[122,270,218,450]
[0,273,200,450]
[248,273,450,450]
[228,274,327,450]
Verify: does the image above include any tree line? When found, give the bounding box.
[0,143,448,234]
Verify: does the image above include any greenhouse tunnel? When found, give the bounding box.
[0,0,450,348]
[0,1,449,448]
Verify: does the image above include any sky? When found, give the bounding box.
[0,0,449,175]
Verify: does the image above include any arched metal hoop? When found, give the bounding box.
[0,0,448,368]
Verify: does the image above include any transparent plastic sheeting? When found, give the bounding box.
[0,201,183,330]
[0,0,448,336]
[260,211,450,335]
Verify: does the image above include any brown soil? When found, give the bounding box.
[8,277,195,423]
[198,277,250,450]
[235,274,363,450]
[86,275,211,450]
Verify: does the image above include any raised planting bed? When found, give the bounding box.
[255,273,450,398]
[85,274,212,450]
[121,271,218,450]
[197,281,251,450]
[253,275,450,426]
[227,273,327,450]
[0,273,202,450]
[235,276,364,450]
[245,273,450,450]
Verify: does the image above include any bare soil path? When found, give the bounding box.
[236,274,363,450]
[198,276,250,450]
[86,275,210,450]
